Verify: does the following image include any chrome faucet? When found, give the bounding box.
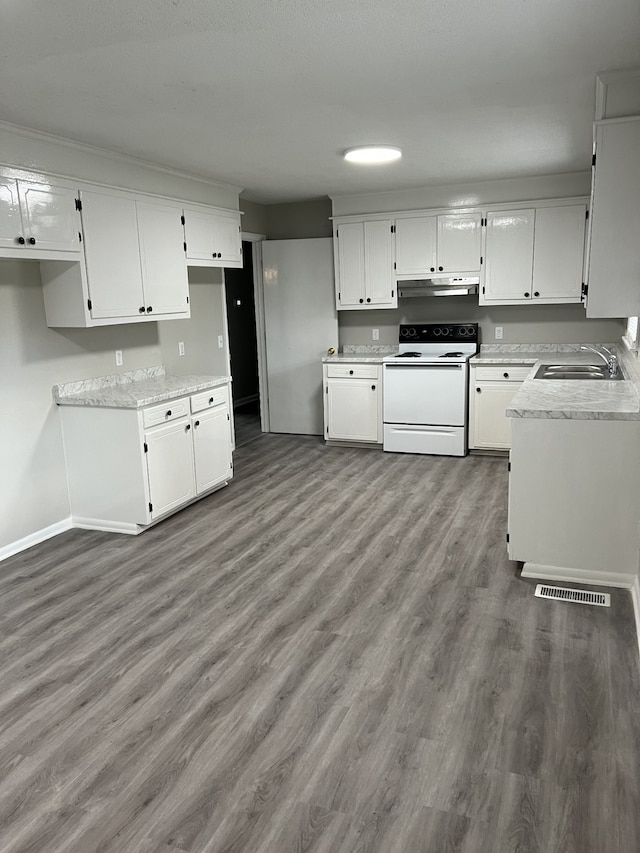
[580,344,618,377]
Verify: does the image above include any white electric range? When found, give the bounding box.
[382,322,479,456]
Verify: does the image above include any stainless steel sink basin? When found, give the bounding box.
[534,364,623,381]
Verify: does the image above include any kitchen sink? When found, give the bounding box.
[534,364,624,380]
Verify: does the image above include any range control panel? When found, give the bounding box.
[399,323,479,343]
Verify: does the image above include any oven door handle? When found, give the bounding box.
[384,363,464,370]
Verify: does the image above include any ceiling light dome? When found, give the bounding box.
[344,145,402,164]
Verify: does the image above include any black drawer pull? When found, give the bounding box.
[17,236,25,245]
[166,410,172,417]
[503,372,509,378]
[476,388,481,393]
[28,237,36,245]
[209,396,214,404]
[371,385,376,390]
[194,420,200,427]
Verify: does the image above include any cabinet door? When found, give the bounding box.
[0,177,23,249]
[145,419,196,519]
[137,201,190,316]
[184,209,242,265]
[532,205,585,303]
[437,212,482,273]
[80,190,145,319]
[364,219,395,306]
[192,405,233,494]
[326,378,380,442]
[17,181,81,253]
[586,117,640,318]
[336,222,366,307]
[394,216,437,276]
[470,382,520,450]
[212,213,242,264]
[483,210,535,303]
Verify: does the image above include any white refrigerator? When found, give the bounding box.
[262,238,338,435]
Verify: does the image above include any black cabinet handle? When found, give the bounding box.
[166,410,172,417]
[430,266,435,272]
[147,306,153,313]
[186,424,191,431]
[194,420,200,427]
[218,252,222,258]
[534,291,540,297]
[349,370,354,375]
[209,397,214,404]
[359,298,364,304]
[17,236,25,245]
[28,237,36,245]
[524,292,530,298]
[366,298,371,303]
[371,385,376,391]
[476,388,482,393]
[438,266,443,272]
[139,306,145,313]
[503,372,509,378]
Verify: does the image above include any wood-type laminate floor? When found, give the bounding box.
[1,435,639,853]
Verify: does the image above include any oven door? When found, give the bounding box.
[383,361,467,426]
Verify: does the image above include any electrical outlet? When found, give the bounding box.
[372,328,380,341]
[178,341,185,357]
[218,335,224,349]
[495,326,504,340]
[115,350,123,366]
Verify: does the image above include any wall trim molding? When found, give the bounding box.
[72,517,140,535]
[521,562,635,590]
[631,577,640,661]
[0,518,73,563]
[0,119,243,195]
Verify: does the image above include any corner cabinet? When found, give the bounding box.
[41,189,191,327]
[480,202,587,305]
[183,207,242,268]
[333,219,396,310]
[468,364,533,451]
[59,383,233,534]
[323,362,382,444]
[585,116,640,318]
[0,176,82,259]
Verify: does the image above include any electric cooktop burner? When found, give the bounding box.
[395,351,422,357]
[442,352,464,357]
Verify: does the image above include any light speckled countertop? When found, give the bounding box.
[322,345,397,364]
[499,344,640,421]
[54,366,230,409]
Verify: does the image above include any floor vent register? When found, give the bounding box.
[535,584,611,608]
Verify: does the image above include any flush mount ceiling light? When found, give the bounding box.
[343,145,402,164]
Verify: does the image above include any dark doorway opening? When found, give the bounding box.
[224,241,263,447]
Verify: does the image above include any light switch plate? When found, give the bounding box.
[495,326,504,340]
[115,350,123,366]
[372,328,380,341]
[218,335,224,349]
[178,341,185,357]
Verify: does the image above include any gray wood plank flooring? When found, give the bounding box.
[1,434,639,852]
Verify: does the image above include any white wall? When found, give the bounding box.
[0,126,238,556]
[331,172,591,216]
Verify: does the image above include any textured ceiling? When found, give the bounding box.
[1,0,639,203]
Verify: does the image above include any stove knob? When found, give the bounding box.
[433,327,441,336]
[459,327,467,336]
[408,328,416,337]
[441,327,449,336]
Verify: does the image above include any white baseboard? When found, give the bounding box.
[72,517,141,535]
[0,518,73,563]
[521,562,635,590]
[631,577,640,660]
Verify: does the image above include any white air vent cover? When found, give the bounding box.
[535,584,610,607]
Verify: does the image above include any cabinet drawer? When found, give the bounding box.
[473,366,532,382]
[326,363,380,379]
[191,386,228,413]
[143,398,189,428]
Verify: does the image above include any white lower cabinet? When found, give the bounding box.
[323,362,382,444]
[469,364,532,450]
[59,384,233,533]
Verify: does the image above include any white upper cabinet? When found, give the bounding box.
[334,218,396,309]
[183,208,242,267]
[586,116,640,318]
[136,201,190,316]
[0,176,81,257]
[42,189,190,327]
[481,202,586,305]
[394,212,482,278]
[394,217,437,276]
